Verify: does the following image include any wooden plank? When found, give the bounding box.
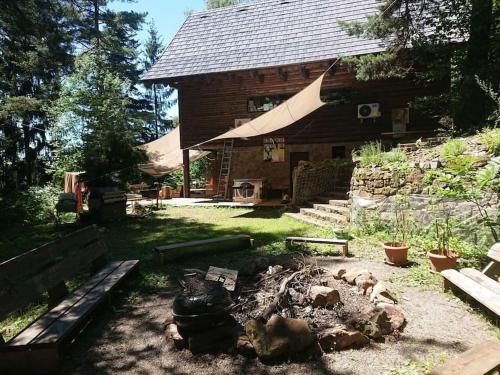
[286,237,349,256]
[205,266,238,291]
[430,340,500,375]
[8,262,124,346]
[154,235,253,264]
[460,268,500,295]
[487,243,500,263]
[33,260,139,344]
[0,240,107,320]
[441,269,500,316]
[285,237,348,245]
[155,235,252,252]
[0,225,101,281]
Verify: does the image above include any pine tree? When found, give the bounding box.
[0,0,74,191]
[51,50,146,186]
[339,0,498,131]
[140,21,176,141]
[205,0,243,9]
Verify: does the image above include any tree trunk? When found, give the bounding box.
[457,0,494,129]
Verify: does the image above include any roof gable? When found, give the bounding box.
[143,0,384,81]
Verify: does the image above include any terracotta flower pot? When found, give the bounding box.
[427,249,458,272]
[383,242,409,266]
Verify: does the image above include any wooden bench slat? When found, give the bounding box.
[487,243,500,263]
[8,262,124,346]
[154,235,254,264]
[0,226,100,281]
[285,237,349,256]
[285,237,348,245]
[460,268,500,295]
[155,235,252,251]
[430,340,500,375]
[33,260,139,344]
[442,269,500,316]
[0,240,107,320]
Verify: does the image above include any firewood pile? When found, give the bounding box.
[165,257,406,362]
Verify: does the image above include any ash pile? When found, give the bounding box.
[165,258,407,363]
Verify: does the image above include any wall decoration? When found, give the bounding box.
[392,108,410,138]
[263,137,285,162]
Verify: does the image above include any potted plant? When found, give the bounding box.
[427,209,459,272]
[383,193,410,266]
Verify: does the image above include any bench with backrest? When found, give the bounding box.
[0,225,139,374]
[285,237,349,257]
[441,243,500,317]
[153,235,254,264]
[430,340,500,375]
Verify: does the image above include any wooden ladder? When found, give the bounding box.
[215,139,234,200]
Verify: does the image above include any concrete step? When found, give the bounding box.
[328,199,350,207]
[284,212,330,228]
[300,208,349,224]
[313,203,350,217]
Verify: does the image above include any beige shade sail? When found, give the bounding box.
[138,127,209,178]
[196,73,327,146]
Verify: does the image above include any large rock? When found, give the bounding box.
[245,315,315,360]
[317,324,369,352]
[377,303,406,331]
[237,334,256,358]
[355,273,377,295]
[370,281,398,304]
[350,308,393,338]
[331,268,347,280]
[342,269,370,285]
[164,323,186,349]
[309,286,341,308]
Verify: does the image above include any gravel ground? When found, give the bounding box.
[61,257,498,375]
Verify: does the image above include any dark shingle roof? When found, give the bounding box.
[142,0,383,81]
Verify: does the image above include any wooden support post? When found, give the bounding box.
[183,149,190,198]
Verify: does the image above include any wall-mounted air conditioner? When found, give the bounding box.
[358,103,381,119]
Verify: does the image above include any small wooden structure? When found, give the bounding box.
[430,340,500,375]
[441,243,500,317]
[0,225,139,374]
[153,235,254,264]
[285,236,349,257]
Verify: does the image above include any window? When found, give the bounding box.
[248,87,352,113]
[332,146,346,159]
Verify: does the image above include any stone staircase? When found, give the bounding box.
[286,191,351,228]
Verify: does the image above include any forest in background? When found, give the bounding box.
[0,0,498,225]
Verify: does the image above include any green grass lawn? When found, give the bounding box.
[0,206,327,340]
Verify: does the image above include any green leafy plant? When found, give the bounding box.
[15,184,60,224]
[353,141,384,167]
[441,139,466,161]
[353,142,407,167]
[391,193,410,245]
[480,127,500,156]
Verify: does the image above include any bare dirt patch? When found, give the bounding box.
[61,257,497,375]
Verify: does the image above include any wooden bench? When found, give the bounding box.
[430,340,500,375]
[285,237,349,257]
[0,225,139,374]
[441,243,500,317]
[153,235,254,264]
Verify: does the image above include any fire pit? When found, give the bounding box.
[165,259,406,362]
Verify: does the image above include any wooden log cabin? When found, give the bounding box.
[142,0,443,201]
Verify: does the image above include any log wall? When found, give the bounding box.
[177,61,443,149]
